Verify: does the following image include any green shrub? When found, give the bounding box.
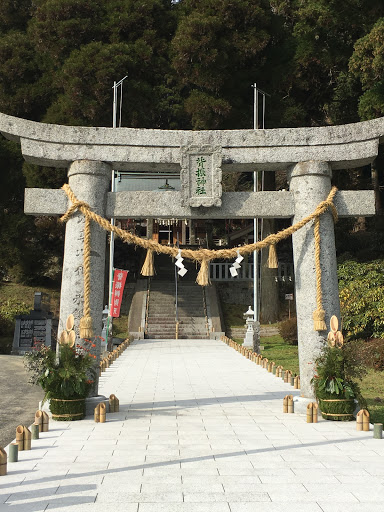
[278,317,298,345]
[348,338,384,372]
[338,259,384,339]
[0,299,29,336]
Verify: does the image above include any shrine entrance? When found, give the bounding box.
[0,111,377,404]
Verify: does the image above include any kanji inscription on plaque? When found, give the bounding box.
[180,145,222,207]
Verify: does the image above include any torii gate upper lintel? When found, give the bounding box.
[0,112,377,405]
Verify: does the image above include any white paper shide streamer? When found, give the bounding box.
[175,250,188,277]
[230,250,243,277]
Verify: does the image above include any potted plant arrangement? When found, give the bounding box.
[24,315,97,421]
[311,318,366,421]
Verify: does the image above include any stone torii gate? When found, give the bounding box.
[0,112,378,405]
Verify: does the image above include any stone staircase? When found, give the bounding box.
[146,280,176,339]
[145,279,209,339]
[177,282,209,339]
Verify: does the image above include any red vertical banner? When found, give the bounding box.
[111,269,128,318]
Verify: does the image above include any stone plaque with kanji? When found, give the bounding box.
[180,145,222,207]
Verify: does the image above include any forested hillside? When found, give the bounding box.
[0,0,383,284]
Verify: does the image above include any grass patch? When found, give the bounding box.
[221,303,246,328]
[260,335,300,375]
[0,282,60,315]
[112,315,129,339]
[359,370,384,424]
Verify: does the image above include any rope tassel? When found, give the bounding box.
[80,315,93,339]
[267,244,278,269]
[141,248,156,277]
[313,308,327,332]
[196,259,210,286]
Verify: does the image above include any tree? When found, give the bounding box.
[171,0,272,129]
[269,0,384,126]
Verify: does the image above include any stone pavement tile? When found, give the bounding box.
[6,495,96,507]
[184,492,270,502]
[141,483,224,493]
[318,503,384,512]
[261,473,339,484]
[349,487,384,501]
[335,474,380,483]
[0,501,49,511]
[268,490,359,502]
[46,505,139,512]
[223,483,307,493]
[142,466,182,476]
[97,492,184,504]
[229,504,322,512]
[0,494,10,504]
[97,481,142,492]
[138,503,230,512]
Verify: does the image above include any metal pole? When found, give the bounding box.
[175,232,179,325]
[252,83,258,323]
[108,76,128,343]
[259,92,266,317]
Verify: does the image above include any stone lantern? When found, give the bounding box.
[101,305,109,355]
[243,306,260,351]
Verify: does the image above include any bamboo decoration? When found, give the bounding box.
[283,395,289,413]
[94,403,100,423]
[9,443,18,463]
[109,394,120,413]
[288,395,294,413]
[281,370,286,381]
[263,358,269,369]
[307,403,313,423]
[0,448,7,476]
[23,427,31,450]
[335,330,344,348]
[59,314,76,347]
[99,403,106,423]
[312,403,319,423]
[328,315,344,348]
[35,410,43,433]
[15,425,24,451]
[294,376,300,389]
[356,409,370,431]
[284,370,292,383]
[42,412,49,432]
[31,424,39,440]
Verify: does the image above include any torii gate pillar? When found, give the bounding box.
[59,160,111,340]
[289,161,340,406]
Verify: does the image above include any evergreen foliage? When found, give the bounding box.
[338,259,384,339]
[0,0,383,283]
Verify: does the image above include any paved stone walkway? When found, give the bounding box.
[1,339,383,511]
